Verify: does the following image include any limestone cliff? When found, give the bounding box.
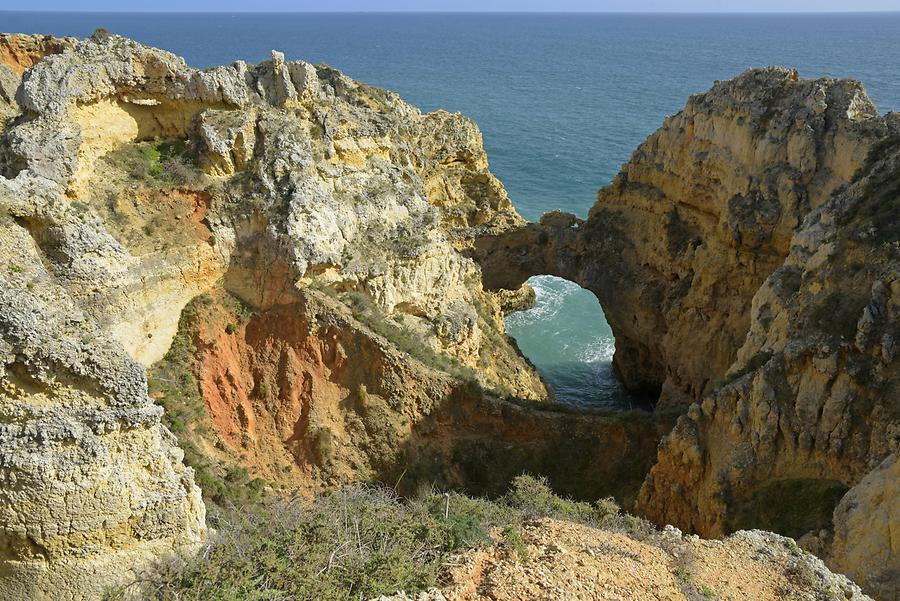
[0,33,75,74]
[637,127,900,600]
[0,31,555,598]
[2,30,895,601]
[0,34,76,133]
[476,67,887,406]
[474,68,899,599]
[1,30,543,396]
[162,286,669,505]
[0,35,208,600]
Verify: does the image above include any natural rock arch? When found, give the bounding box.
[473,210,667,400]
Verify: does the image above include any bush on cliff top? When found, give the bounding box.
[108,475,651,600]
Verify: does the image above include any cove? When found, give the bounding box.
[504,275,642,411]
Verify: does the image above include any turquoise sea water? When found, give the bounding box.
[4,12,899,409]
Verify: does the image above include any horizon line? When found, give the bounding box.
[3,9,900,14]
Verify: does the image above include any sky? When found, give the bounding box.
[4,1,900,12]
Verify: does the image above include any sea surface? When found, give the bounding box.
[4,12,900,409]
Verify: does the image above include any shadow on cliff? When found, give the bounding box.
[160,283,676,511]
[385,386,677,509]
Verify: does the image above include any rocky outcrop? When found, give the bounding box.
[637,128,900,600]
[0,66,19,132]
[475,68,899,598]
[0,34,75,134]
[2,31,894,601]
[159,286,668,507]
[0,31,553,599]
[832,453,900,599]
[476,67,887,405]
[1,30,543,397]
[0,176,207,599]
[0,33,75,74]
[439,519,872,601]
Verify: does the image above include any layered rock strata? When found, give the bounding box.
[637,129,900,600]
[170,287,669,505]
[3,30,896,601]
[475,67,887,406]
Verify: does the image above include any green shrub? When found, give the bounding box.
[441,512,490,549]
[125,486,449,600]
[112,478,656,600]
[501,525,529,561]
[102,138,199,188]
[312,426,335,461]
[503,474,603,524]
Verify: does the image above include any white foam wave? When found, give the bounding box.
[578,337,615,364]
[505,275,580,327]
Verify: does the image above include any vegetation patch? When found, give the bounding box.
[102,138,198,187]
[338,289,478,382]
[107,475,651,600]
[148,292,267,507]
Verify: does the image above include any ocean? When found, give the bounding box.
[4,11,899,409]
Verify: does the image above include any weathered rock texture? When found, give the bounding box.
[0,184,208,601]
[476,67,887,405]
[474,68,899,599]
[0,35,210,600]
[2,31,895,601]
[161,286,669,506]
[0,33,75,74]
[637,128,900,600]
[2,31,543,396]
[0,34,76,133]
[438,519,872,601]
[0,31,561,599]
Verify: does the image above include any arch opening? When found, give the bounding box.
[504,275,650,411]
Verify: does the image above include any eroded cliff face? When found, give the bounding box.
[4,31,540,396]
[637,130,900,600]
[0,34,76,134]
[2,30,895,601]
[0,33,76,74]
[154,287,669,508]
[0,186,208,600]
[474,68,899,599]
[0,37,210,600]
[0,31,558,599]
[476,67,886,405]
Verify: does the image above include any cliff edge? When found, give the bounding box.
[474,68,899,599]
[1,31,897,601]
